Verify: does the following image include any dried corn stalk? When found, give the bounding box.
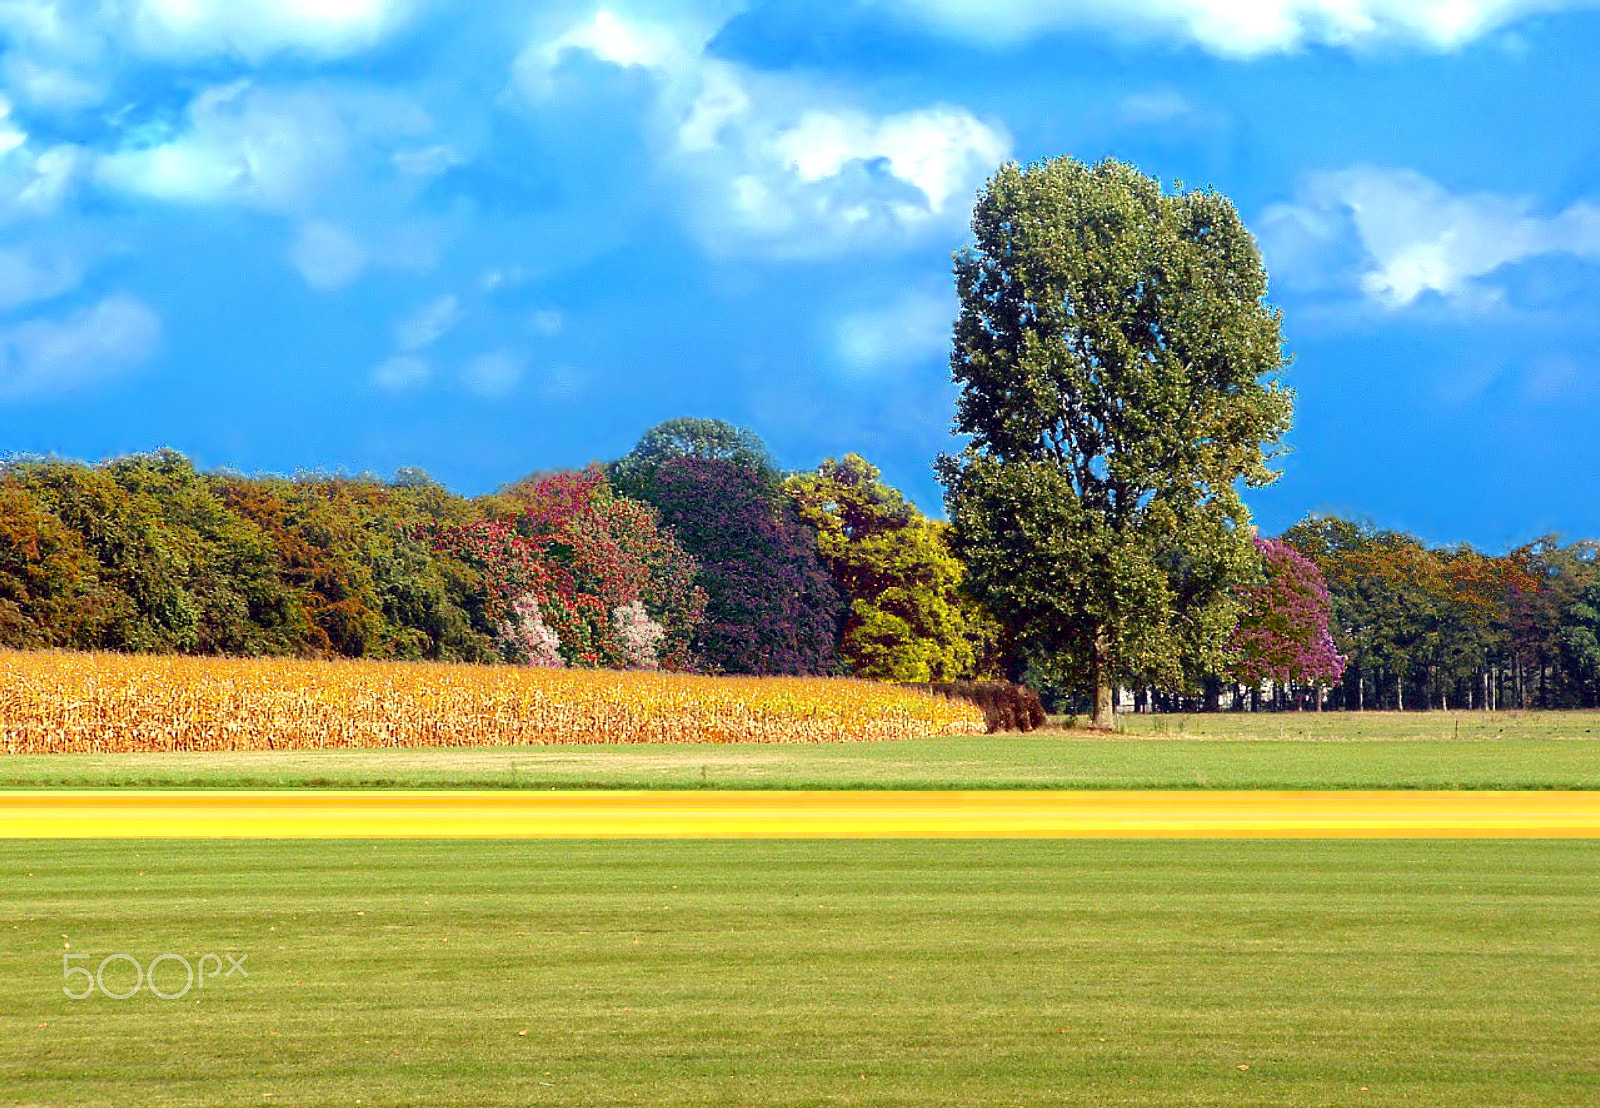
[0,650,987,753]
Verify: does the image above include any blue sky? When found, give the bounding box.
[2,1,1598,552]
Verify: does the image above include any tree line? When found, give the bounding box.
[7,155,1590,717]
[4,435,1591,709]
[1283,517,1600,712]
[0,430,1001,684]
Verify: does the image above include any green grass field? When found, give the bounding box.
[7,714,1596,1103]
[4,710,1599,791]
[3,838,1596,1107]
[1113,709,1600,742]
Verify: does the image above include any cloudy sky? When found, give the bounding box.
[2,0,1598,550]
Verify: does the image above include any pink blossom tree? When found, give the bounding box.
[1228,537,1346,698]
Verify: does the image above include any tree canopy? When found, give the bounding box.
[786,453,1000,682]
[609,417,778,499]
[420,468,706,670]
[1227,536,1345,692]
[937,156,1294,727]
[640,457,841,676]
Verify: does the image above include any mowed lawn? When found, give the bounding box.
[2,838,1596,1107]
[4,710,1600,790]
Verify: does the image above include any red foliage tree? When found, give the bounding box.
[420,468,705,669]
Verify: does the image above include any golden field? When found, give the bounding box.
[0,650,986,753]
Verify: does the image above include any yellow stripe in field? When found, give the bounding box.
[2,790,1600,838]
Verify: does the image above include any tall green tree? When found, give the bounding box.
[1560,553,1600,706]
[937,156,1294,728]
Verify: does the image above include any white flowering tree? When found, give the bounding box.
[496,594,564,667]
[612,601,666,670]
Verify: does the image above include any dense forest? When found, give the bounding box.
[1282,517,1600,712]
[3,429,1598,710]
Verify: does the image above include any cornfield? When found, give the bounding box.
[0,650,986,753]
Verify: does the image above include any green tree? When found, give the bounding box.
[937,156,1294,728]
[1560,552,1600,706]
[6,451,217,653]
[609,417,778,498]
[785,453,999,681]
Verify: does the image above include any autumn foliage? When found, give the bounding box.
[415,468,706,671]
[1285,515,1600,710]
[638,458,843,676]
[7,443,1598,716]
[1228,537,1346,688]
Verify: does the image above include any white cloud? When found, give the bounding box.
[288,218,441,291]
[529,308,564,336]
[371,353,430,391]
[544,10,688,71]
[834,287,955,376]
[0,2,111,111]
[0,293,161,401]
[517,11,1010,258]
[90,79,434,242]
[772,106,1005,216]
[0,96,84,222]
[393,294,463,351]
[0,54,105,110]
[686,94,1008,258]
[462,349,526,398]
[0,1,415,115]
[289,220,368,290]
[0,97,25,157]
[873,0,1598,55]
[95,82,372,213]
[511,7,726,96]
[1258,166,1600,308]
[391,144,463,178]
[132,0,414,61]
[0,245,82,310]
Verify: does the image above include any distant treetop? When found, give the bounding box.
[609,417,778,496]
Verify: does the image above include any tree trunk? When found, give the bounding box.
[1092,682,1114,729]
[1090,631,1115,730]
[1397,675,1404,712]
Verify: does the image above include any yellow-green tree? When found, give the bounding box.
[786,454,999,681]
